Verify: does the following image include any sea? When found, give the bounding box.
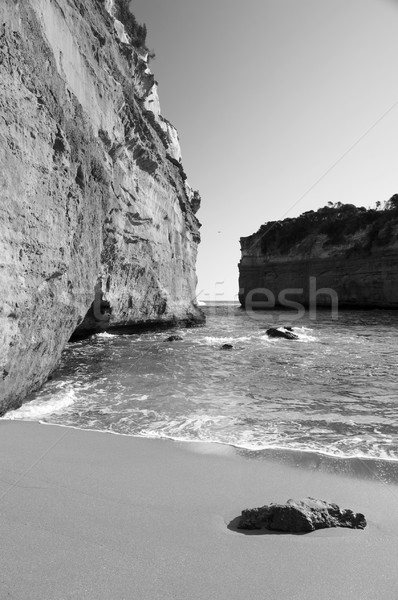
[3,302,398,469]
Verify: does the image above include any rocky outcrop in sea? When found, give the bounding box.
[0,0,203,414]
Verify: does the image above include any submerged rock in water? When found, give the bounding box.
[221,344,233,350]
[238,497,367,533]
[266,327,299,340]
[164,335,184,342]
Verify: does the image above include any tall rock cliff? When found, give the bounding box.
[239,204,398,310]
[0,0,203,414]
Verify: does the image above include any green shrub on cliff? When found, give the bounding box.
[257,198,398,256]
[114,0,148,49]
[386,194,398,212]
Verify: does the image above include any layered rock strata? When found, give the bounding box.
[239,213,398,309]
[0,0,203,413]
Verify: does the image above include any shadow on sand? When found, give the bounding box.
[227,516,307,536]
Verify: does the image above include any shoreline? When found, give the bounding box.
[4,417,398,483]
[1,421,398,599]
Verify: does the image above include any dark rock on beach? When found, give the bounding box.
[164,335,184,342]
[266,327,299,340]
[238,497,367,533]
[221,344,233,350]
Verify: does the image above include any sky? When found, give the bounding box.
[131,0,398,301]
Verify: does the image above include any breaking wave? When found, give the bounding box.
[4,305,398,463]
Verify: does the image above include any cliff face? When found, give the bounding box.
[239,207,398,310]
[0,0,203,414]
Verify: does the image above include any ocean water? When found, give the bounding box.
[4,304,398,462]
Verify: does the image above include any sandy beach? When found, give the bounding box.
[1,421,398,600]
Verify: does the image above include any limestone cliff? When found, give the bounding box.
[239,204,398,309]
[0,0,203,414]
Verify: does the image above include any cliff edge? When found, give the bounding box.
[239,202,398,310]
[0,0,203,414]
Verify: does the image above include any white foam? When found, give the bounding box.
[200,336,251,345]
[95,332,116,338]
[297,333,317,342]
[2,390,76,421]
[291,326,317,342]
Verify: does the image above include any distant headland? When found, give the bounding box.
[239,198,398,310]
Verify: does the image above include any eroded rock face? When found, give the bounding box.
[239,226,398,310]
[238,497,367,533]
[0,0,203,414]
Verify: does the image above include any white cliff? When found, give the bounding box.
[0,0,203,414]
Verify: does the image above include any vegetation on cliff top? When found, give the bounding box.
[96,0,154,57]
[245,196,398,256]
[113,0,148,48]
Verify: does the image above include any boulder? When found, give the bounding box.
[238,497,366,533]
[266,327,298,340]
[164,335,183,342]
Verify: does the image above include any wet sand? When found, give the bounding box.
[1,421,398,599]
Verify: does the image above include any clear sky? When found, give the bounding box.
[131,0,398,301]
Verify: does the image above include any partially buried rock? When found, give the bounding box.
[266,327,298,340]
[238,497,366,533]
[221,344,233,350]
[164,335,183,342]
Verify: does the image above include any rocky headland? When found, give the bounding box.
[0,0,203,414]
[239,201,398,310]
